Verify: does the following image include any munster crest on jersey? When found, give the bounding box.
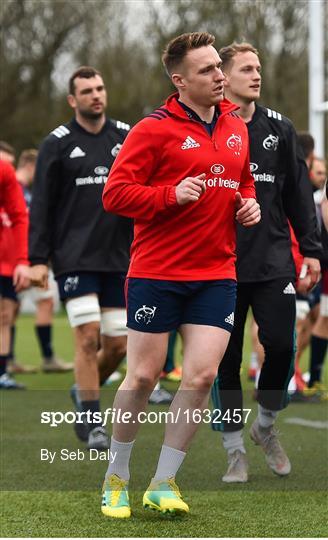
[263,134,279,151]
[226,134,242,156]
[111,143,122,157]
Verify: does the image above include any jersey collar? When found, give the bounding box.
[164,92,240,120]
[246,102,263,127]
[71,117,111,136]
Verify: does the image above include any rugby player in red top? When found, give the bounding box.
[101,31,260,518]
[0,160,30,388]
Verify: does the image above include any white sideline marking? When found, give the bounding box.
[284,417,328,429]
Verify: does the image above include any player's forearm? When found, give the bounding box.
[289,211,322,259]
[11,220,29,266]
[103,181,178,220]
[29,228,51,267]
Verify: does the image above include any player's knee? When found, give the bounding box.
[218,360,240,382]
[270,342,294,356]
[315,315,328,335]
[187,368,218,390]
[76,325,99,357]
[0,307,13,327]
[263,331,294,354]
[39,296,54,311]
[104,339,126,361]
[129,369,158,390]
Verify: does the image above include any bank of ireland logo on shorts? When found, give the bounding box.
[64,276,79,293]
[210,164,225,175]
[226,134,242,156]
[263,134,279,151]
[135,305,157,325]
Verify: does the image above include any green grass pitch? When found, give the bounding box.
[0,312,327,537]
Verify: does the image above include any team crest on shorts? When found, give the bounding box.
[135,305,157,325]
[64,276,79,293]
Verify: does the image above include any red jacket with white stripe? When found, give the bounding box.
[103,94,256,281]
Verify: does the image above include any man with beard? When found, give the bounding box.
[29,67,132,450]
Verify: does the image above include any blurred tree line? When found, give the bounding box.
[1,0,327,155]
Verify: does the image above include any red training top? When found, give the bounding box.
[0,160,29,276]
[103,94,256,281]
[289,223,303,282]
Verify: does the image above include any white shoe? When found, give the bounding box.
[87,426,110,450]
[148,386,173,404]
[0,373,25,389]
[104,371,122,385]
[222,450,248,483]
[250,419,291,476]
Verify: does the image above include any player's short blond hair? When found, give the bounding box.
[219,42,259,72]
[162,32,216,76]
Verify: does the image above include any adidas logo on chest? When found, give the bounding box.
[181,136,200,150]
[69,146,86,158]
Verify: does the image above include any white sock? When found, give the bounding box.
[257,404,278,429]
[105,437,135,481]
[153,444,186,480]
[255,368,261,389]
[222,429,246,455]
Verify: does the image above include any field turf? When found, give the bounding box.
[0,313,327,537]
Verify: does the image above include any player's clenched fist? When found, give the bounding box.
[13,264,30,292]
[235,192,261,227]
[176,173,206,205]
[29,264,49,289]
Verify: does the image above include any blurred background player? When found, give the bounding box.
[12,149,73,373]
[0,142,35,374]
[311,157,327,191]
[303,162,328,398]
[0,141,15,165]
[0,160,30,388]
[288,132,316,395]
[29,66,133,450]
[211,42,321,484]
[290,145,327,401]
